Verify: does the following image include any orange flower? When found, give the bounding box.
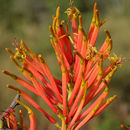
[2,2,122,129]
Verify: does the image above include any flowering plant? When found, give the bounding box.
[0,2,123,130]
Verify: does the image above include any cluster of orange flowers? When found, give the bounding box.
[0,3,123,130]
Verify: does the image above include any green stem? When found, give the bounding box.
[61,117,67,130]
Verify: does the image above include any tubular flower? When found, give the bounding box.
[0,107,17,130]
[2,3,123,130]
[0,95,31,130]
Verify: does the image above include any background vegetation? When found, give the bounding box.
[0,0,130,129]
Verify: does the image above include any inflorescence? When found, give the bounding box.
[0,3,123,130]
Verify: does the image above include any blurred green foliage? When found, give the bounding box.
[0,0,130,130]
